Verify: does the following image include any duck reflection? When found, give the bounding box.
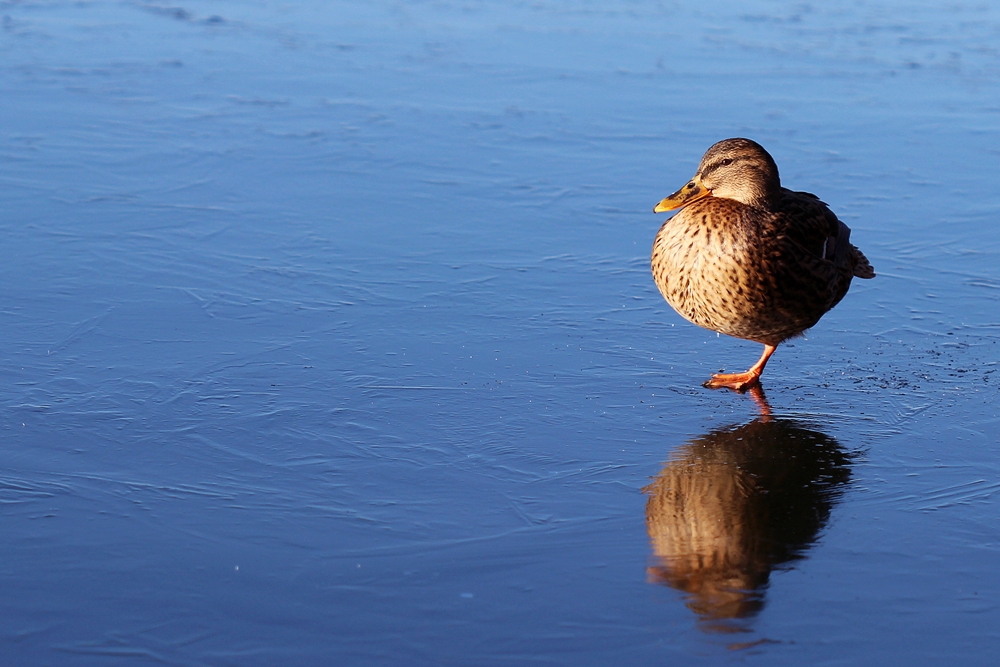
[643,389,852,633]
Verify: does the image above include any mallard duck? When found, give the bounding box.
[651,138,875,391]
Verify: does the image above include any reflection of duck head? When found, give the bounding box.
[643,414,852,633]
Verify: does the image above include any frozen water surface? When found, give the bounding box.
[2,1,999,664]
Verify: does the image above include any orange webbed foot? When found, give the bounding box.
[702,344,777,393]
[703,370,762,393]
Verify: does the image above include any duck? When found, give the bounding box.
[651,138,875,391]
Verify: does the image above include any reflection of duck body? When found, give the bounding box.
[651,138,875,390]
[644,417,851,633]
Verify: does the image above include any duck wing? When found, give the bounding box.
[773,189,874,315]
[780,189,875,273]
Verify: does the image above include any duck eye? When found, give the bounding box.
[720,158,733,166]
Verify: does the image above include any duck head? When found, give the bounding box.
[654,138,781,212]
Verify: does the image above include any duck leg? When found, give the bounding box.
[703,344,777,392]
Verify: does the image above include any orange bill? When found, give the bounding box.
[653,175,711,213]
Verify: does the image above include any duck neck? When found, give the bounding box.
[745,182,781,209]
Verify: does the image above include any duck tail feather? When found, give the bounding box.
[852,247,876,279]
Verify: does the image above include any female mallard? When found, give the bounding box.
[651,138,875,391]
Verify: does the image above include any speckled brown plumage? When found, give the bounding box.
[651,138,875,390]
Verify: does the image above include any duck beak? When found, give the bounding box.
[653,175,711,213]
